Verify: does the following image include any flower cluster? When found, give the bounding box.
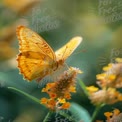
[97,58,122,88]
[96,109,122,122]
[104,109,122,122]
[87,86,122,105]
[87,58,122,105]
[40,67,82,111]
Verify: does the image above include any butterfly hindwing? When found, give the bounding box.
[17,52,53,81]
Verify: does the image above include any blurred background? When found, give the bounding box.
[0,0,122,121]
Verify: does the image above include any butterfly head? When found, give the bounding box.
[57,59,65,68]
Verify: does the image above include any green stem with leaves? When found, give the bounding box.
[91,104,105,122]
[43,111,53,122]
[78,79,89,97]
[8,87,40,104]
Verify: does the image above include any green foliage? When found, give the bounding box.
[69,102,91,122]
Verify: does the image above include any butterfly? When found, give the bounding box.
[16,25,82,82]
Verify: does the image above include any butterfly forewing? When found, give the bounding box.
[55,36,82,61]
[17,26,56,60]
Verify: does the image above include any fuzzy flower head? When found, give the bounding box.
[87,86,122,105]
[96,109,122,122]
[97,58,122,88]
[104,109,122,122]
[86,58,122,106]
[40,67,82,111]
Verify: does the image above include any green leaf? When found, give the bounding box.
[69,102,91,122]
[8,87,41,104]
[0,71,37,91]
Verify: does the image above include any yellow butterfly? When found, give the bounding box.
[16,26,82,82]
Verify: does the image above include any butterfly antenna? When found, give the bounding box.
[72,49,87,56]
[64,62,69,69]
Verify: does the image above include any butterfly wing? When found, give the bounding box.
[55,36,82,61]
[16,26,56,81]
[17,26,55,59]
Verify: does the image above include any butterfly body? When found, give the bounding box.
[16,26,82,82]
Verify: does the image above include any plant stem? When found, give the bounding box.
[8,87,40,104]
[91,104,105,122]
[43,111,53,122]
[78,79,89,97]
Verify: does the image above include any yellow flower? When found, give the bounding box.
[116,58,122,63]
[40,67,81,110]
[113,109,120,116]
[98,109,122,122]
[46,83,55,88]
[97,58,122,88]
[86,58,122,106]
[104,112,113,120]
[88,87,122,105]
[57,98,66,103]
[104,109,122,122]
[103,63,113,71]
[42,88,47,92]
[69,86,76,93]
[47,99,56,110]
[96,73,106,80]
[40,98,48,104]
[64,93,71,99]
[49,93,57,98]
[61,102,70,109]
[48,99,56,106]
[86,86,99,93]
